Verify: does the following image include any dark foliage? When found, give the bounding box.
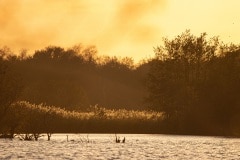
[0,47,22,122]
[1,45,148,111]
[147,30,240,136]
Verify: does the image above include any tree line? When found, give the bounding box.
[1,30,240,136]
[0,44,148,111]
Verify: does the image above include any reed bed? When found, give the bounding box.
[12,101,163,121]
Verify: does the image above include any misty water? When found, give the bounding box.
[1,134,240,159]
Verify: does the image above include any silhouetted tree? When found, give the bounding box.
[147,30,240,135]
[148,30,218,114]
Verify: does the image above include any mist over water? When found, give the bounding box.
[1,134,240,159]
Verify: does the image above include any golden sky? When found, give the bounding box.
[1,0,240,62]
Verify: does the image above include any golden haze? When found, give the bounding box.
[1,0,240,62]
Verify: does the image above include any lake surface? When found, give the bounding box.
[1,134,240,159]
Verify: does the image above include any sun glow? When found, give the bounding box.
[1,0,240,62]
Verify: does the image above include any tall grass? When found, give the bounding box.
[12,101,163,121]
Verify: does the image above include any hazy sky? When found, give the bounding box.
[1,0,240,62]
